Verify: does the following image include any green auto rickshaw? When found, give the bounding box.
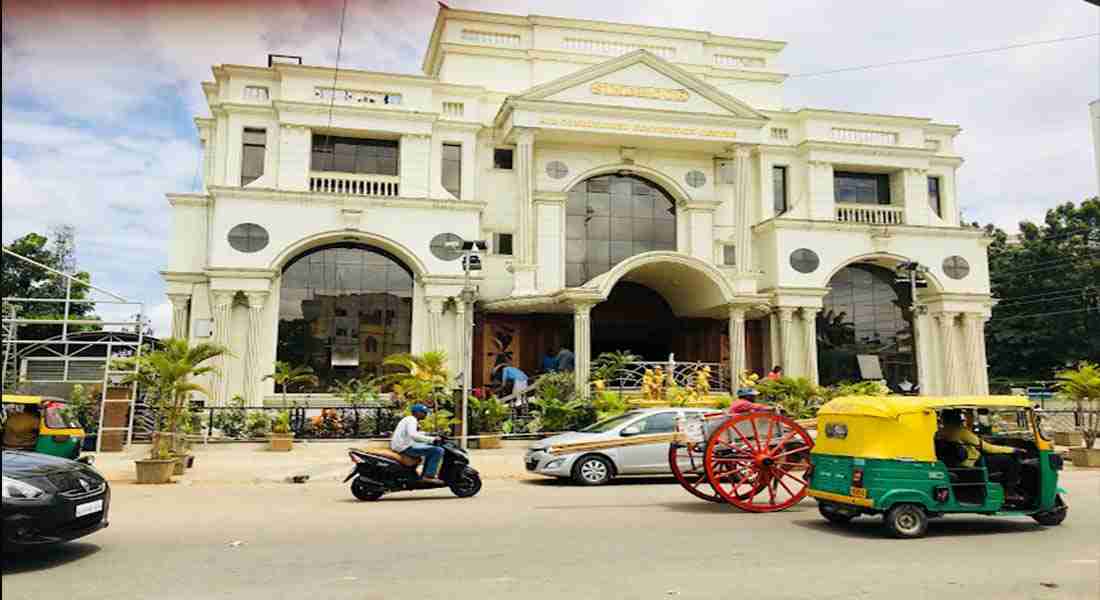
[807,395,1068,538]
[2,394,87,460]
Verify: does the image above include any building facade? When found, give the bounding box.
[163,7,993,405]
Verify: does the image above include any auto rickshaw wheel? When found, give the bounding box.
[1032,494,1068,526]
[668,443,724,503]
[884,503,929,538]
[702,412,814,512]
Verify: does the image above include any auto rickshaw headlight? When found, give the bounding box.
[2,476,46,500]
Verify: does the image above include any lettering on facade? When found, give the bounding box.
[539,117,737,139]
[590,82,689,102]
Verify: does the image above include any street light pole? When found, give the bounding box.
[457,240,485,450]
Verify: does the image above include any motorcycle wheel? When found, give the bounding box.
[351,479,384,501]
[449,469,482,498]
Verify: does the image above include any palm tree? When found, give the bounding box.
[382,351,450,411]
[114,338,227,459]
[264,361,320,409]
[1055,361,1100,449]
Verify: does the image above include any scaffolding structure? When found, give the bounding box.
[1,247,146,451]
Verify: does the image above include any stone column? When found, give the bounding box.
[912,307,935,395]
[425,297,445,352]
[244,292,268,406]
[728,306,747,387]
[572,302,594,398]
[801,307,820,385]
[733,147,753,272]
[513,128,537,294]
[777,307,795,376]
[167,293,191,340]
[768,311,780,372]
[210,290,236,407]
[962,313,989,395]
[935,312,959,396]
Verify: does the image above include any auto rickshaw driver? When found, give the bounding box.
[936,408,1026,503]
[3,404,40,450]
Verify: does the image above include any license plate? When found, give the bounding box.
[75,499,103,517]
[849,487,867,498]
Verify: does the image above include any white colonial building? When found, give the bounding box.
[163,7,993,405]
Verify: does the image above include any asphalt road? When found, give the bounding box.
[3,470,1098,600]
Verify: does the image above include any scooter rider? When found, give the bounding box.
[391,404,445,485]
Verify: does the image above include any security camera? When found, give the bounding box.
[461,240,488,251]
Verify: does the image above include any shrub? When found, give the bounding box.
[592,390,629,421]
[755,377,825,419]
[245,411,271,438]
[1055,361,1100,449]
[214,395,248,439]
[470,394,508,434]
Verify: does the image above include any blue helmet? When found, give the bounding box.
[410,403,430,415]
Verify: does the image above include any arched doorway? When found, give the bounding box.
[818,263,915,388]
[277,243,413,388]
[565,174,677,287]
[591,282,677,359]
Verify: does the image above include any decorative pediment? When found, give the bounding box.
[513,50,767,121]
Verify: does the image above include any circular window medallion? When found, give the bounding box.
[546,161,569,180]
[684,170,706,188]
[790,249,820,274]
[943,255,970,279]
[227,223,269,253]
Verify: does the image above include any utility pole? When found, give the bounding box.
[454,239,486,450]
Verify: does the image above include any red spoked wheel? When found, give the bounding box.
[703,412,814,512]
[668,442,723,503]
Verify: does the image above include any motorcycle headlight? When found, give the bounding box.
[2,476,46,500]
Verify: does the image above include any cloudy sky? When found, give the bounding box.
[2,0,1098,335]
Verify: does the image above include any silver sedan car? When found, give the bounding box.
[524,408,716,485]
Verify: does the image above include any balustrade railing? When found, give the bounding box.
[310,172,400,197]
[835,203,904,225]
[599,360,730,393]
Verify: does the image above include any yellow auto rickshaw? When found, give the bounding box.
[1,394,87,460]
[807,395,1067,538]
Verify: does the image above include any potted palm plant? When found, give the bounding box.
[262,361,319,451]
[1055,361,1100,467]
[115,338,226,484]
[469,392,507,449]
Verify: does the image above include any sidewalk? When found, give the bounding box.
[91,440,537,485]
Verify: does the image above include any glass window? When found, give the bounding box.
[834,171,891,205]
[442,143,461,198]
[493,148,514,170]
[277,244,413,388]
[635,412,677,433]
[773,166,788,214]
[227,223,270,253]
[241,128,266,186]
[723,245,736,267]
[928,176,942,217]
[310,136,399,176]
[493,233,513,256]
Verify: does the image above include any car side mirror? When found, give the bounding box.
[621,425,642,437]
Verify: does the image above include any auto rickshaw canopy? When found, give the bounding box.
[813,395,1033,461]
[2,394,59,406]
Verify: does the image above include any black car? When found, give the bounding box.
[3,450,110,551]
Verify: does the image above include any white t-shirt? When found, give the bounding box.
[390,415,434,452]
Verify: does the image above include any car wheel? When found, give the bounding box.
[1032,494,1067,526]
[351,479,384,501]
[572,455,613,486]
[884,503,928,538]
[818,502,855,525]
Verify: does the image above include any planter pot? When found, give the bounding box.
[134,459,176,484]
[172,456,187,476]
[477,435,503,450]
[1053,431,1084,447]
[268,433,295,452]
[1068,447,1100,468]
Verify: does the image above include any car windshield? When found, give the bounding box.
[581,412,641,433]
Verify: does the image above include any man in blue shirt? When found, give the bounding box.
[540,348,559,373]
[497,364,529,401]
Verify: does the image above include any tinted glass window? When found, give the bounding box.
[928,176,942,217]
[311,136,398,176]
[636,412,677,433]
[442,143,461,197]
[241,128,266,186]
[834,171,891,205]
[493,148,513,170]
[773,166,788,214]
[564,175,676,287]
[277,244,413,387]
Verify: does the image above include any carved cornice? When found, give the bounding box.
[167,193,211,207]
[205,186,488,212]
[273,100,439,123]
[205,268,278,280]
[797,140,933,160]
[533,191,568,204]
[753,217,989,240]
[160,271,208,284]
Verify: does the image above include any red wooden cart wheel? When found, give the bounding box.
[668,443,724,503]
[703,412,814,512]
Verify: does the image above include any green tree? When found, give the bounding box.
[263,361,320,408]
[2,227,97,340]
[1054,361,1100,449]
[383,351,452,412]
[985,198,1100,379]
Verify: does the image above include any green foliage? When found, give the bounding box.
[535,371,575,402]
[384,351,452,412]
[469,394,508,434]
[214,395,248,439]
[264,362,320,409]
[271,410,292,434]
[528,395,588,433]
[754,376,824,419]
[826,380,891,399]
[113,338,227,459]
[985,198,1100,379]
[63,384,99,434]
[1,228,97,341]
[418,408,456,434]
[1055,361,1100,449]
[245,411,271,437]
[592,390,629,421]
[590,350,640,385]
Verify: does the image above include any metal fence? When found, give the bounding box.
[177,404,406,441]
[605,360,730,393]
[1036,410,1097,435]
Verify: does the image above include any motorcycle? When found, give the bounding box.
[344,436,482,501]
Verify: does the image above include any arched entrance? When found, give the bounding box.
[565,174,677,287]
[818,263,915,388]
[276,243,413,388]
[591,282,677,359]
